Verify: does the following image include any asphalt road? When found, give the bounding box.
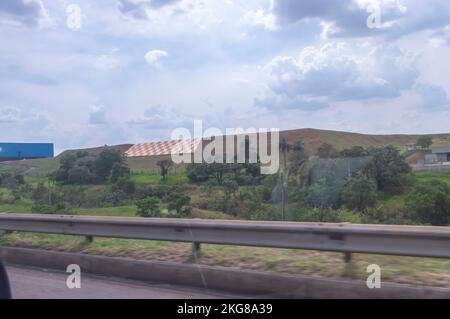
[6,265,241,299]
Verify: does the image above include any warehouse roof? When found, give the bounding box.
[432,147,450,154]
[125,139,201,157]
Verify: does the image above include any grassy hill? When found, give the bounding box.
[279,128,450,155]
[2,129,450,175]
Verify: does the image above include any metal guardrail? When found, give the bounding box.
[0,213,449,259]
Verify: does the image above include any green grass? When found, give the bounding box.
[75,205,137,217]
[1,231,449,287]
[0,204,32,213]
[414,170,450,185]
[130,173,188,185]
[376,170,450,208]
[24,175,50,185]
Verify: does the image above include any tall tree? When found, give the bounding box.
[316,143,338,159]
[416,136,433,149]
[365,145,411,192]
[279,138,292,169]
[157,159,173,180]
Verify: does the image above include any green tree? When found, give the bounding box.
[365,145,411,192]
[156,159,173,180]
[67,166,93,184]
[316,143,338,159]
[405,180,450,226]
[136,196,161,217]
[222,180,239,215]
[94,150,124,182]
[279,138,292,169]
[340,146,368,158]
[110,162,130,183]
[416,136,433,149]
[341,176,377,212]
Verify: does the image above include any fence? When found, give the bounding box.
[1,213,449,261]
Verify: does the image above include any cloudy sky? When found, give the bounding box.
[1,0,450,153]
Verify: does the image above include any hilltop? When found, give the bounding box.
[2,128,450,175]
[279,128,450,155]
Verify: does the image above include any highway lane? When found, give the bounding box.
[6,265,243,299]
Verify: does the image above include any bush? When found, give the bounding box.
[405,180,450,226]
[104,189,129,207]
[31,202,70,214]
[112,177,136,195]
[363,205,413,225]
[186,164,210,183]
[290,206,340,222]
[154,184,173,199]
[166,192,192,217]
[302,179,342,209]
[136,196,161,217]
[341,176,377,212]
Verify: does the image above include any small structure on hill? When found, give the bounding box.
[432,147,450,163]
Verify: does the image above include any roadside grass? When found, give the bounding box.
[0,204,31,213]
[75,205,137,217]
[0,231,449,287]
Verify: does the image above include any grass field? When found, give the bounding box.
[0,231,449,287]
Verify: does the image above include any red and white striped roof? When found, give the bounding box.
[125,139,201,157]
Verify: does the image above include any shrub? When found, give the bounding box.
[363,205,413,225]
[186,164,210,183]
[341,176,377,212]
[31,202,70,214]
[405,180,450,226]
[104,189,129,207]
[302,179,342,209]
[154,184,173,199]
[166,192,192,217]
[136,196,161,217]
[112,177,136,195]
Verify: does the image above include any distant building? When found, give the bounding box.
[125,139,201,158]
[424,154,438,165]
[405,143,416,151]
[432,147,450,162]
[0,143,54,162]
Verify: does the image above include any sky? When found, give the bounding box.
[1,0,450,154]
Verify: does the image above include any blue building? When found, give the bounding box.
[0,143,54,161]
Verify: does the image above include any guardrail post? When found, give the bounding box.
[343,252,355,277]
[85,236,94,243]
[192,242,201,257]
[343,252,352,263]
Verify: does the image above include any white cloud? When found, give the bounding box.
[88,106,107,124]
[267,0,450,39]
[127,105,192,130]
[144,49,168,66]
[415,83,450,110]
[257,41,420,110]
[242,8,277,30]
[0,106,21,123]
[94,55,121,70]
[0,0,50,28]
